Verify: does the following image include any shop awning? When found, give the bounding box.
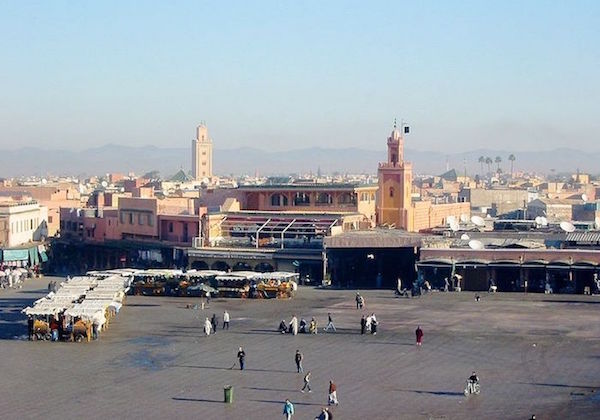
[2,249,30,262]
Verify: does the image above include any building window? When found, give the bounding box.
[271,194,288,206]
[138,213,144,225]
[390,187,394,198]
[293,192,310,206]
[169,222,174,233]
[338,193,356,205]
[120,212,125,223]
[202,151,206,156]
[316,193,333,205]
[129,213,134,224]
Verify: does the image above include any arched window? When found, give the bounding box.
[390,187,394,198]
[316,192,333,205]
[293,192,310,206]
[271,194,288,206]
[338,192,356,205]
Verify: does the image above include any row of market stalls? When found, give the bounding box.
[22,273,131,342]
[116,269,299,299]
[417,248,600,293]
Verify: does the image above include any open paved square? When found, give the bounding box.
[1,277,599,419]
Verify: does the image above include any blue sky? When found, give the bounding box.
[1,1,599,152]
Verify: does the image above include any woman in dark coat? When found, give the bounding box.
[415,325,423,346]
[360,315,366,335]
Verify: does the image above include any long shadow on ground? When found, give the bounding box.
[250,399,322,406]
[396,389,464,397]
[0,297,39,340]
[519,382,599,390]
[172,397,223,404]
[244,387,297,392]
[172,365,291,374]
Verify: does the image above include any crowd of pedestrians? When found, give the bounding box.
[196,289,434,418]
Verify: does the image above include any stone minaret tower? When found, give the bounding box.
[377,121,413,230]
[192,123,213,181]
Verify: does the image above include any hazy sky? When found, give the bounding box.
[1,1,599,153]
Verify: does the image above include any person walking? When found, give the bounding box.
[316,407,329,420]
[324,313,336,332]
[290,315,298,336]
[301,371,312,393]
[295,350,304,373]
[328,380,339,405]
[223,310,230,330]
[204,317,212,336]
[309,318,318,334]
[237,346,246,370]
[211,313,218,333]
[370,313,378,335]
[355,292,361,309]
[360,315,366,335]
[283,399,295,420]
[416,325,423,346]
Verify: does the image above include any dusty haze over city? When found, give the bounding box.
[2,2,599,158]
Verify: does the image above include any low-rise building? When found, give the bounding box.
[0,197,48,248]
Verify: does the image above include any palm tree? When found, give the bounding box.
[478,156,485,175]
[508,154,516,177]
[495,156,502,172]
[485,157,492,173]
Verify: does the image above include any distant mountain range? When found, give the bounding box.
[0,144,598,178]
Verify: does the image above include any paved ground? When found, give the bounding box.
[1,277,600,419]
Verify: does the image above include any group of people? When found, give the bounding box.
[284,372,338,420]
[0,266,32,289]
[359,313,378,335]
[279,315,319,335]
[203,310,230,336]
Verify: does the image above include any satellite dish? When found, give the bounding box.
[582,193,588,202]
[41,178,47,185]
[540,216,548,226]
[534,216,542,225]
[471,215,485,227]
[101,181,108,188]
[120,187,125,193]
[595,217,600,230]
[460,214,469,223]
[468,239,485,250]
[447,216,457,226]
[450,222,460,232]
[460,233,470,241]
[560,221,576,233]
[78,184,85,194]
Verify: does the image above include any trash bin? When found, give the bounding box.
[224,385,233,404]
